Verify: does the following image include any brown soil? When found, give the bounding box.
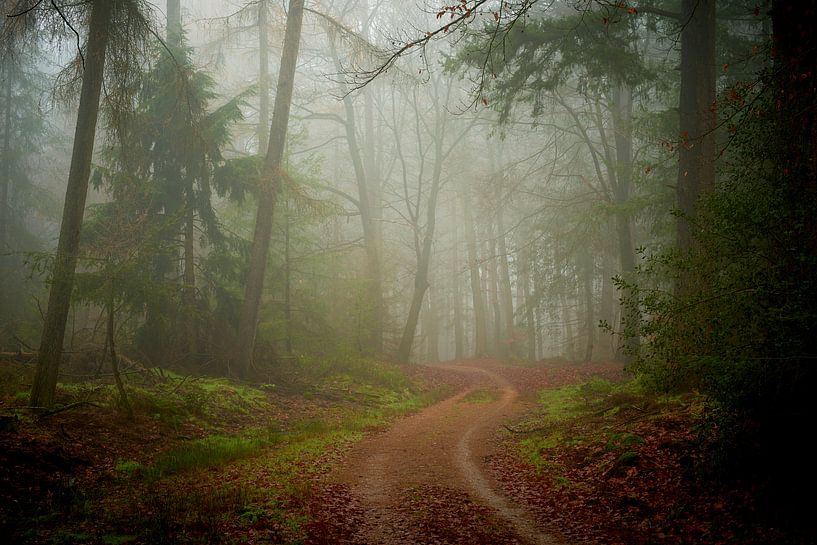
[317,360,566,545]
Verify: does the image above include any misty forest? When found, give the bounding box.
[1,0,815,543]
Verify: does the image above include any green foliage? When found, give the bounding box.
[627,54,817,492]
[92,38,246,365]
[518,377,670,478]
[114,460,145,478]
[141,435,268,480]
[450,8,653,122]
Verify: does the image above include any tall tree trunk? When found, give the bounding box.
[676,0,717,256]
[462,189,488,357]
[284,197,293,354]
[532,253,543,359]
[452,201,464,359]
[520,249,537,362]
[235,0,304,377]
[257,0,270,153]
[486,228,503,358]
[30,0,112,408]
[166,0,181,45]
[183,183,197,360]
[167,0,197,362]
[612,81,640,361]
[425,287,440,363]
[361,3,384,354]
[599,242,616,359]
[0,70,11,309]
[495,187,515,357]
[581,250,594,362]
[559,287,575,361]
[395,156,443,364]
[327,38,383,357]
[772,0,817,256]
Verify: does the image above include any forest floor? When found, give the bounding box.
[0,357,804,544]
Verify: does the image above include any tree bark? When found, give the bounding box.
[486,227,503,358]
[772,1,817,256]
[361,4,385,354]
[452,201,464,359]
[520,249,537,362]
[0,69,11,309]
[425,286,440,363]
[611,81,640,360]
[560,288,575,361]
[462,188,488,357]
[532,254,543,359]
[599,242,616,359]
[257,0,270,153]
[30,0,113,408]
[327,38,384,357]
[395,146,443,364]
[581,249,594,362]
[183,184,197,361]
[676,0,717,256]
[495,186,515,357]
[235,0,304,377]
[167,0,197,362]
[283,196,293,354]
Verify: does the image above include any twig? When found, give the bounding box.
[13,335,34,351]
[170,374,191,395]
[31,401,102,418]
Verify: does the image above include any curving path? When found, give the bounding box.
[332,361,564,545]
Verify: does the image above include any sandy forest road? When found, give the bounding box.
[323,360,564,545]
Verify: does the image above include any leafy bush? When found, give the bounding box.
[626,68,817,502]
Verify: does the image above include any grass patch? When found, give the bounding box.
[117,435,270,481]
[11,356,437,545]
[606,432,645,451]
[520,431,567,475]
[518,377,663,479]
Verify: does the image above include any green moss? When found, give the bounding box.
[114,460,145,478]
[537,383,587,423]
[606,432,645,451]
[617,450,640,466]
[519,431,567,474]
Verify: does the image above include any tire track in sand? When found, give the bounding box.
[334,361,564,545]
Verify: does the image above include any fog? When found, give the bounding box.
[0,0,769,375]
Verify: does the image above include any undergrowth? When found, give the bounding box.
[5,356,439,545]
[517,377,690,478]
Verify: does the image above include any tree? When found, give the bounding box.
[323,31,385,356]
[0,25,49,338]
[235,0,305,377]
[461,182,488,357]
[392,74,475,364]
[675,0,716,261]
[30,0,114,408]
[97,39,245,366]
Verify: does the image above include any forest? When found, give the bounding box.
[0,0,815,543]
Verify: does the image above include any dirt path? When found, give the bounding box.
[330,361,564,545]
